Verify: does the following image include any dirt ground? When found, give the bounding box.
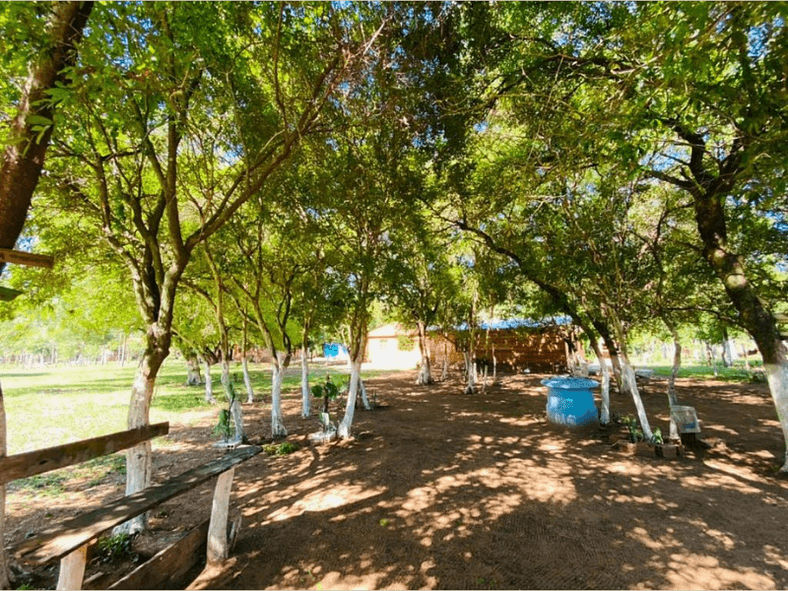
[7,369,788,590]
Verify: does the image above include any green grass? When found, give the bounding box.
[645,362,765,383]
[1,359,383,454]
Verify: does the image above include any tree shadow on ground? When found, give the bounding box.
[167,370,788,590]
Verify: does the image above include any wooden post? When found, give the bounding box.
[57,544,87,590]
[207,467,235,564]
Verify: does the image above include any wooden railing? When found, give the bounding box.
[4,423,261,590]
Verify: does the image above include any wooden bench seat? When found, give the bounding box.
[16,445,260,565]
[6,422,261,590]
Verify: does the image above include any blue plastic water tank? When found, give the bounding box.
[540,377,599,427]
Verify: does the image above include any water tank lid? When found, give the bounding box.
[540,376,600,389]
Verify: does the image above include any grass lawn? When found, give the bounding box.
[0,358,370,455]
[644,361,765,383]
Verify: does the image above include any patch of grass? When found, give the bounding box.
[83,453,126,487]
[645,364,765,383]
[1,360,393,455]
[263,441,300,456]
[96,532,135,563]
[379,518,390,527]
[13,473,67,496]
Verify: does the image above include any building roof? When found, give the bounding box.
[434,316,572,332]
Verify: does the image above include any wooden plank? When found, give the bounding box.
[0,423,170,485]
[0,247,54,269]
[16,445,261,565]
[56,545,87,591]
[207,467,235,564]
[108,520,210,590]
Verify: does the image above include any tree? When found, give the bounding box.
[42,2,388,531]
[0,4,92,582]
[225,199,308,439]
[539,2,788,469]
[380,170,455,386]
[0,1,93,257]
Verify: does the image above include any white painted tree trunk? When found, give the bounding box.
[219,359,245,443]
[620,357,654,442]
[417,353,433,385]
[119,334,126,367]
[220,359,231,393]
[300,344,311,417]
[763,363,788,472]
[492,344,497,384]
[600,361,611,425]
[668,334,681,440]
[119,353,163,535]
[270,355,288,438]
[463,350,477,395]
[338,359,362,438]
[607,349,623,393]
[186,356,202,386]
[359,374,371,410]
[230,395,244,443]
[0,382,10,589]
[416,323,433,385]
[590,340,610,425]
[203,359,216,404]
[242,358,254,404]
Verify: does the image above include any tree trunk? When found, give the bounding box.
[416,321,433,385]
[607,310,653,441]
[721,326,732,367]
[706,341,718,377]
[663,320,682,441]
[185,356,202,386]
[463,350,477,395]
[219,358,244,442]
[668,333,681,408]
[620,354,654,442]
[742,344,751,371]
[359,375,371,410]
[120,344,168,534]
[592,320,623,394]
[441,341,449,380]
[692,177,788,470]
[242,358,254,404]
[203,358,216,404]
[241,318,254,403]
[300,343,311,417]
[270,353,288,438]
[338,359,363,438]
[119,334,126,367]
[589,339,610,425]
[229,392,244,444]
[220,358,231,394]
[492,343,497,384]
[0,382,10,589]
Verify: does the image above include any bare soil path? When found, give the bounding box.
[8,370,788,589]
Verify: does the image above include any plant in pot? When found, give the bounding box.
[614,415,648,454]
[310,374,346,437]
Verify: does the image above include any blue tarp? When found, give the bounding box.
[441,316,572,332]
[323,343,348,358]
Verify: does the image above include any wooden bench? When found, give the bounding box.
[4,423,261,590]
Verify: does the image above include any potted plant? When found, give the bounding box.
[614,415,648,454]
[652,427,683,459]
[309,374,346,443]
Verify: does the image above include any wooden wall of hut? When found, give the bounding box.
[427,326,573,374]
